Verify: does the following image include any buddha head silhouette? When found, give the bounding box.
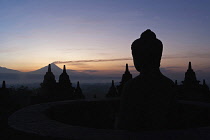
[131,29,163,73]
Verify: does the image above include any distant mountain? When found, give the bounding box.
[28,63,62,74]
[28,63,91,78]
[0,66,21,74]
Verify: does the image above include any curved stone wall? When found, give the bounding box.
[8,99,210,140]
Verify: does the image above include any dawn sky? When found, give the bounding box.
[0,0,210,77]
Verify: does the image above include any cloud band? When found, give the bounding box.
[53,57,132,64]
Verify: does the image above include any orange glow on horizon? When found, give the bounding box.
[7,56,210,74]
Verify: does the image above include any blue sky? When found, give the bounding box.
[0,0,210,82]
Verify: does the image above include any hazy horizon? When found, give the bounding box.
[1,62,210,89]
